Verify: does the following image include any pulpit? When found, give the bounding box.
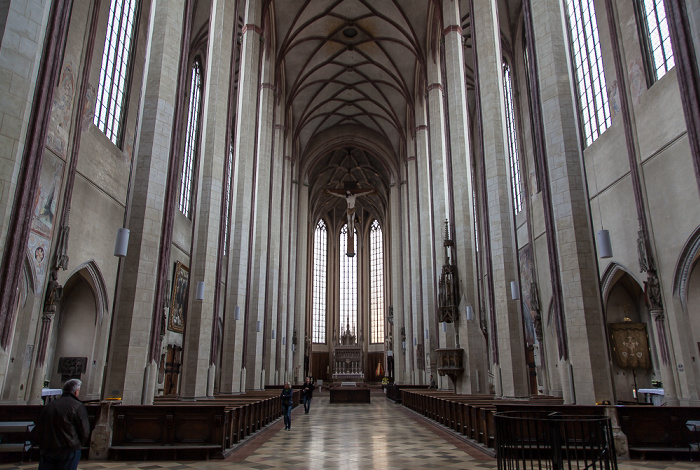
[436,348,464,384]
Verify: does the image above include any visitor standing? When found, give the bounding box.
[301,377,315,414]
[281,382,294,430]
[36,379,90,470]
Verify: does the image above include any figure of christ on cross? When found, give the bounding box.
[325,183,375,257]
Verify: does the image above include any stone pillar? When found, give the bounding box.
[293,180,309,383]
[220,0,263,394]
[473,0,528,398]
[103,0,185,404]
[277,153,293,381]
[265,105,285,385]
[403,154,419,384]
[178,0,235,399]
[246,55,276,390]
[286,171,299,382]
[531,0,613,404]
[414,103,434,382]
[389,181,404,382]
[442,0,486,394]
[426,49,450,361]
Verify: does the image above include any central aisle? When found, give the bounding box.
[229,391,496,469]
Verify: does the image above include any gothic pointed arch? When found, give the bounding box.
[673,225,700,312]
[65,260,110,326]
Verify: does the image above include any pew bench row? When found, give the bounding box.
[401,390,563,449]
[400,389,700,460]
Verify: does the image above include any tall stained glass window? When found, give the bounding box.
[339,224,357,335]
[94,0,137,145]
[370,220,384,344]
[502,63,523,214]
[565,0,611,146]
[637,0,674,83]
[313,220,328,343]
[178,61,203,218]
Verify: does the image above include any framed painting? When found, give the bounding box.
[169,261,189,333]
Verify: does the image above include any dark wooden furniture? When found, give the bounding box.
[329,386,370,403]
[617,406,700,459]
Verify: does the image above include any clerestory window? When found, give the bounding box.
[94,0,137,146]
[178,61,203,219]
[565,0,611,146]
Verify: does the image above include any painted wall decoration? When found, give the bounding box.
[168,262,189,334]
[81,83,96,132]
[518,244,536,346]
[28,232,50,286]
[27,153,64,287]
[32,154,64,238]
[46,59,76,158]
[628,58,646,105]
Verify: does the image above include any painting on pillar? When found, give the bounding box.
[169,262,189,333]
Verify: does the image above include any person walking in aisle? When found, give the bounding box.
[281,382,294,430]
[301,376,315,414]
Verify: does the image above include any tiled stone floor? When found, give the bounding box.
[2,392,698,469]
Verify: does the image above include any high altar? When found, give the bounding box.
[332,324,364,382]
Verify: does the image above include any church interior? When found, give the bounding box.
[1,0,700,465]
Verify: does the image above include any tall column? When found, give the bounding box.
[442,0,486,393]
[265,105,285,385]
[389,181,404,381]
[220,0,263,394]
[278,153,293,382]
[178,0,234,399]
[285,170,299,382]
[414,103,433,382]
[246,56,276,390]
[473,0,528,398]
[426,52,450,359]
[103,0,186,404]
[531,0,613,404]
[404,154,419,383]
[293,181,308,383]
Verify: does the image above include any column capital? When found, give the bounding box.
[442,25,462,36]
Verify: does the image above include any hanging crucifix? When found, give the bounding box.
[326,181,375,257]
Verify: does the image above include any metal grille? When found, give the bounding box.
[495,411,617,470]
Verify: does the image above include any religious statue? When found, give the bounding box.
[326,182,375,257]
[43,270,63,315]
[645,272,663,311]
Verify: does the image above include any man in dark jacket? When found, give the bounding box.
[36,378,90,470]
[301,376,315,414]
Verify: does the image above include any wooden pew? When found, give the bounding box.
[617,406,700,459]
[0,404,101,463]
[110,404,228,460]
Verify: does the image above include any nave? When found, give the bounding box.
[0,392,694,470]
